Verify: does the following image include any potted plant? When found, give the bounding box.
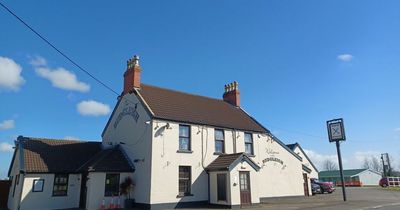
[120,177,135,208]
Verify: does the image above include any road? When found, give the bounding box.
[255,187,400,210]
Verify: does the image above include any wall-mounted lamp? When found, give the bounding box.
[154,122,159,130]
[166,123,172,129]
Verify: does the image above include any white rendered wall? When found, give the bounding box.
[229,161,260,206]
[254,136,304,198]
[86,172,132,210]
[293,147,319,179]
[150,120,305,204]
[357,170,381,186]
[102,92,153,204]
[209,171,231,206]
[7,149,22,210]
[18,173,81,210]
[293,146,317,196]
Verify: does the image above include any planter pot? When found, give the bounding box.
[124,199,135,208]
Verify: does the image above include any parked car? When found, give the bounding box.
[379,177,400,187]
[311,178,335,194]
[311,183,321,195]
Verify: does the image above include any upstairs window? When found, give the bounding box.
[178,166,191,196]
[244,133,254,155]
[53,174,69,196]
[215,129,225,154]
[105,174,120,197]
[179,125,191,151]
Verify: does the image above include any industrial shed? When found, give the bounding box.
[319,169,382,186]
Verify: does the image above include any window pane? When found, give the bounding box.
[179,137,189,150]
[53,174,68,196]
[245,143,253,155]
[179,166,191,195]
[215,129,224,140]
[179,125,189,137]
[244,133,253,143]
[105,174,120,196]
[215,141,224,153]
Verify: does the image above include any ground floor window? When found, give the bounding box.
[178,166,191,196]
[105,173,120,196]
[53,174,69,196]
[217,174,227,201]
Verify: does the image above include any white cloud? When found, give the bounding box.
[354,151,381,163]
[64,136,80,140]
[0,119,15,130]
[337,54,353,62]
[29,55,47,67]
[0,142,13,152]
[394,128,400,132]
[77,100,110,116]
[0,56,25,91]
[303,149,338,170]
[35,67,90,92]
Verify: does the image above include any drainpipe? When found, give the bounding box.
[232,129,237,153]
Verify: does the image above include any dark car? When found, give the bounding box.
[311,178,335,194]
[311,183,321,195]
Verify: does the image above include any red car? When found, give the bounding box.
[311,178,335,194]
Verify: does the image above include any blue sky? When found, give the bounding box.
[1,0,400,178]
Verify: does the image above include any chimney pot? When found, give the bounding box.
[123,54,142,94]
[223,81,240,107]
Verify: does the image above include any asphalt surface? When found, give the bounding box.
[253,187,400,210]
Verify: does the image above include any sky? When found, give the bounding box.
[1,0,400,178]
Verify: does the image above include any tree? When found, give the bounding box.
[371,156,382,173]
[362,158,372,169]
[322,159,338,171]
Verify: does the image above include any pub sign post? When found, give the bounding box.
[326,118,347,201]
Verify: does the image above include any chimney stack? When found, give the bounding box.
[123,55,141,94]
[223,81,240,107]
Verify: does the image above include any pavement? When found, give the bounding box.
[175,187,400,210]
[57,187,400,210]
[251,187,400,210]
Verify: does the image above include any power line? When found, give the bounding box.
[0,1,120,96]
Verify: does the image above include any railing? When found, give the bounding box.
[336,181,363,187]
[387,177,400,187]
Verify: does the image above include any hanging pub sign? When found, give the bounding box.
[327,118,346,142]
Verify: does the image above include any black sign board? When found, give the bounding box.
[327,118,346,142]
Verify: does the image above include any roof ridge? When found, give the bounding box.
[20,136,100,143]
[141,83,229,104]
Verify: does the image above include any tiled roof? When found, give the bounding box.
[18,136,134,173]
[319,169,367,178]
[137,84,267,133]
[206,153,260,172]
[79,146,134,172]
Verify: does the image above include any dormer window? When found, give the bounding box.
[244,133,254,155]
[215,129,225,154]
